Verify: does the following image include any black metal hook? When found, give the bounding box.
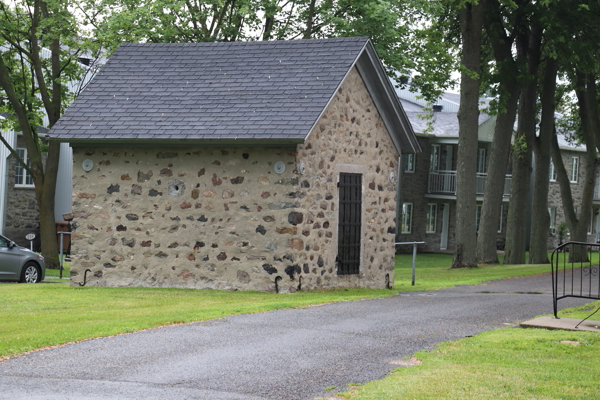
[78,269,91,286]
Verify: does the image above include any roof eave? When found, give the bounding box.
[355,41,421,154]
[51,137,303,147]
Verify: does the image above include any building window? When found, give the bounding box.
[426,203,437,233]
[571,156,579,183]
[430,145,440,172]
[404,154,415,173]
[401,203,413,233]
[498,205,504,233]
[15,148,34,187]
[549,161,556,181]
[589,209,594,235]
[548,207,557,234]
[476,204,482,232]
[476,148,486,174]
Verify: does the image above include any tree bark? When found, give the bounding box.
[476,0,523,264]
[453,0,486,269]
[303,0,317,39]
[0,0,61,269]
[504,25,541,264]
[528,58,557,264]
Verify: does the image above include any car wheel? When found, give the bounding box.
[21,262,41,283]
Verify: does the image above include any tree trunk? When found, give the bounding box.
[528,58,557,264]
[453,0,485,269]
[476,0,523,264]
[476,81,519,263]
[504,26,541,265]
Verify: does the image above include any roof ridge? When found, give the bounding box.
[120,37,369,47]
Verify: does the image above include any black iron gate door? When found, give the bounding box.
[337,173,362,275]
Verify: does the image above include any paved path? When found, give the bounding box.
[0,273,592,400]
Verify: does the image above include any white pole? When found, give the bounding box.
[412,243,417,286]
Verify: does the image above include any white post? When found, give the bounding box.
[412,243,417,286]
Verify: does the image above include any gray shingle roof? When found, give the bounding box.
[49,38,371,141]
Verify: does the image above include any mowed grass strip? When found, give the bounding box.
[1,253,558,358]
[333,301,600,400]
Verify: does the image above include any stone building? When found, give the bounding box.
[393,87,598,253]
[48,37,420,292]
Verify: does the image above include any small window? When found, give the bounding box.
[498,204,504,233]
[548,207,557,234]
[0,236,8,248]
[476,204,482,232]
[404,154,415,173]
[425,203,437,233]
[401,203,413,233]
[15,148,34,187]
[589,209,594,235]
[476,148,486,174]
[426,203,437,233]
[430,145,440,172]
[571,156,579,183]
[549,161,556,181]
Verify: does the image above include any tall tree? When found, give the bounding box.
[0,0,95,269]
[527,57,557,264]
[453,0,486,269]
[503,23,542,264]
[81,0,420,80]
[476,0,525,264]
[551,73,598,261]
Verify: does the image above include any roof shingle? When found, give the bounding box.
[50,37,369,141]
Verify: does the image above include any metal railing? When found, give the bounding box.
[428,170,512,196]
[551,241,600,319]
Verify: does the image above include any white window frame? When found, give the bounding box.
[426,203,437,233]
[549,161,556,182]
[571,156,579,183]
[548,207,557,234]
[15,148,34,188]
[498,204,504,233]
[476,204,482,232]
[404,154,415,173]
[401,203,413,234]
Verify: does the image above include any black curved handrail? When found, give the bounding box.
[551,241,600,318]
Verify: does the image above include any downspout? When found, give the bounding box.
[396,155,403,243]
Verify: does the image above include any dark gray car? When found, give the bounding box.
[0,234,45,283]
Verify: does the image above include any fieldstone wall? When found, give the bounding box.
[3,136,41,249]
[293,67,399,290]
[70,67,400,292]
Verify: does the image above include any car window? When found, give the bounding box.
[0,237,8,248]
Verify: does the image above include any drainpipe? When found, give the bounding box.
[396,155,402,243]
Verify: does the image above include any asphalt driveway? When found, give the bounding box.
[0,273,593,400]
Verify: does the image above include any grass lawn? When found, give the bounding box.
[1,253,560,359]
[331,301,600,400]
[44,262,71,278]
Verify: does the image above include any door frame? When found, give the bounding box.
[336,164,366,273]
